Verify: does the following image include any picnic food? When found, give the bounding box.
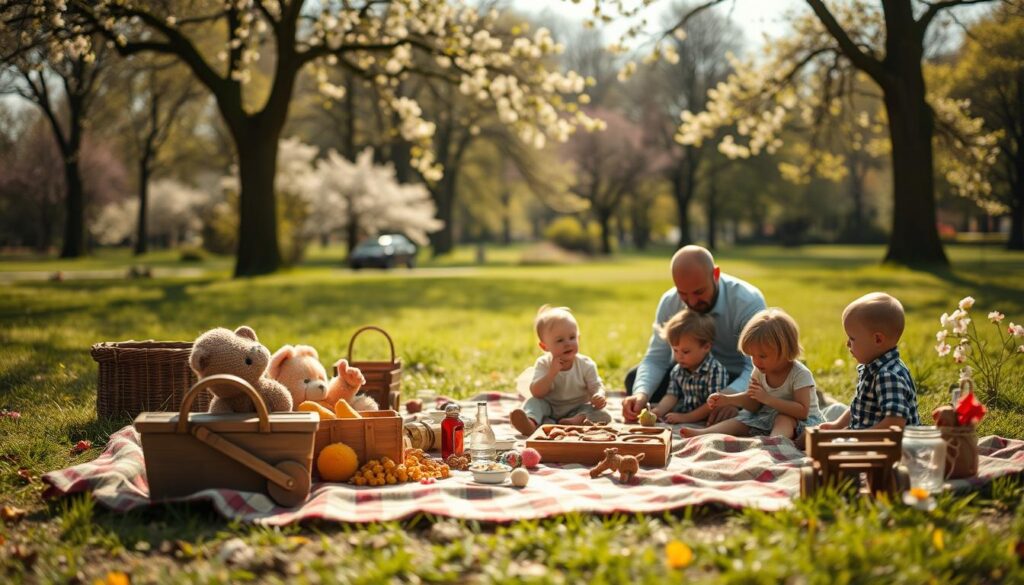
[325,358,377,412]
[298,401,337,421]
[333,399,363,419]
[445,453,470,470]
[499,450,523,468]
[510,467,530,487]
[189,326,293,413]
[267,344,331,408]
[349,449,450,486]
[406,399,424,414]
[520,447,542,469]
[317,442,360,482]
[589,448,645,483]
[638,408,657,427]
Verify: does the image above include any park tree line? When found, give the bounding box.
[1,0,1022,277]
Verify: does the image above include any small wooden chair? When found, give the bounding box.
[801,427,910,498]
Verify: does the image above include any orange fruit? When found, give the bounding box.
[317,443,360,482]
[333,398,362,419]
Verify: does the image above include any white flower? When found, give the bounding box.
[833,358,844,368]
[953,345,967,364]
[958,296,975,310]
[934,342,951,357]
[936,330,948,343]
[1009,323,1024,337]
[1018,345,1024,354]
[940,312,953,328]
[988,311,1005,323]
[952,316,971,336]
[902,488,936,511]
[959,366,973,381]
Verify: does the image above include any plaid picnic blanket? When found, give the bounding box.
[42,393,1024,525]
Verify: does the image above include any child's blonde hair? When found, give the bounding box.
[535,304,577,338]
[842,292,905,340]
[738,307,803,361]
[657,308,716,346]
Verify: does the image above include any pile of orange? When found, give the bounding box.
[349,448,450,486]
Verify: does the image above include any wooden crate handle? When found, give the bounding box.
[191,426,294,489]
[347,326,396,363]
[176,374,271,434]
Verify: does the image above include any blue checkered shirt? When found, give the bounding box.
[666,354,730,413]
[849,348,920,429]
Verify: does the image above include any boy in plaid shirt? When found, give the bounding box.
[821,292,921,430]
[649,308,729,424]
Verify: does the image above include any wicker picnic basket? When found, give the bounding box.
[345,326,401,411]
[91,340,204,419]
[135,375,319,507]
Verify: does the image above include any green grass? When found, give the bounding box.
[1,243,1024,582]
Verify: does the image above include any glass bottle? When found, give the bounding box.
[901,426,946,493]
[441,403,464,459]
[470,402,496,463]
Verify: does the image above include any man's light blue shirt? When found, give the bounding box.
[634,272,766,398]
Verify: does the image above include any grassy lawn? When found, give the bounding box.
[1,243,1023,582]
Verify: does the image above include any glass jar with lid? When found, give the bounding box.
[901,426,946,493]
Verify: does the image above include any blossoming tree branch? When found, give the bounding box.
[1,0,601,276]
[589,0,1002,266]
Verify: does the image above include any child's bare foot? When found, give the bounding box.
[510,409,537,436]
[558,414,587,425]
[680,427,705,438]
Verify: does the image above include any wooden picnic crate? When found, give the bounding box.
[134,375,319,507]
[313,411,404,477]
[525,424,672,467]
[92,340,203,419]
[345,326,401,411]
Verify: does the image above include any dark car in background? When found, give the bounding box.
[348,234,418,269]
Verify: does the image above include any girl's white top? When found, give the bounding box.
[751,360,822,418]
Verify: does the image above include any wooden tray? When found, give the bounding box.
[525,424,672,467]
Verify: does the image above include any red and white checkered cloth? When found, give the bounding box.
[42,393,1024,525]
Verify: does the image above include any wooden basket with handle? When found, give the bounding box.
[313,411,404,479]
[345,326,401,411]
[134,374,319,507]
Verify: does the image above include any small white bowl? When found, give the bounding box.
[468,462,511,484]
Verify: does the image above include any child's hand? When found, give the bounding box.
[818,421,842,430]
[748,379,768,403]
[590,394,607,409]
[707,393,723,409]
[663,412,685,424]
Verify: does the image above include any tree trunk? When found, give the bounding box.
[347,208,361,254]
[706,178,717,250]
[59,157,86,258]
[134,157,150,255]
[846,154,866,241]
[233,131,282,276]
[597,210,612,255]
[878,30,947,264]
[501,188,512,245]
[671,157,696,248]
[1009,181,1024,250]
[430,175,456,256]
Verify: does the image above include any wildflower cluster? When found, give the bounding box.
[935,296,1024,398]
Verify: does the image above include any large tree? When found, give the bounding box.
[0,26,109,258]
[612,0,1001,265]
[7,0,597,276]
[947,6,1024,250]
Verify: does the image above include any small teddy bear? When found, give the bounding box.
[325,358,378,411]
[189,326,293,414]
[267,344,330,407]
[589,447,645,484]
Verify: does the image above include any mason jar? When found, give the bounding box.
[901,426,947,493]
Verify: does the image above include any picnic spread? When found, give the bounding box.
[42,390,1024,525]
[38,323,1024,525]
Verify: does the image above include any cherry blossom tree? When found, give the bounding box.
[598,0,1001,265]
[0,20,110,258]
[5,1,599,275]
[309,147,442,248]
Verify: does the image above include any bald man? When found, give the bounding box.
[622,245,766,424]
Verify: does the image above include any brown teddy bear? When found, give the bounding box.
[267,344,331,407]
[189,326,293,413]
[325,358,378,411]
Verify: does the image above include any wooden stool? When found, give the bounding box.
[801,426,910,498]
